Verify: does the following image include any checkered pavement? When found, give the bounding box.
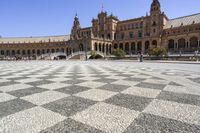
[0,61,200,133]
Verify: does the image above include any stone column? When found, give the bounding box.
[123,43,125,51]
[104,45,107,54]
[175,39,178,49]
[141,41,145,54]
[129,42,131,55]
[187,37,190,49]
[110,44,112,54]
[135,41,138,54]
[97,43,99,52]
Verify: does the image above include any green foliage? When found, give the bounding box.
[112,48,125,58]
[89,51,103,59]
[90,51,97,59]
[149,47,167,57]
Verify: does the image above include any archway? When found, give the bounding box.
[1,50,5,55]
[32,50,35,55]
[131,42,136,54]
[106,44,109,54]
[51,49,55,53]
[27,50,31,56]
[61,48,64,53]
[168,39,175,50]
[109,44,112,54]
[11,50,15,56]
[145,41,150,53]
[6,50,10,56]
[152,40,157,48]
[42,49,45,54]
[178,38,186,49]
[94,43,98,51]
[119,43,123,50]
[114,44,118,49]
[137,42,142,53]
[36,50,40,55]
[56,48,59,53]
[22,50,26,56]
[190,37,198,48]
[79,44,84,51]
[102,44,105,53]
[125,43,129,54]
[99,43,102,52]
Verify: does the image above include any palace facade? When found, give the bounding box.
[0,0,200,58]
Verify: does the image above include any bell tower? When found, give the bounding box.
[150,0,162,38]
[71,13,81,40]
[150,0,161,15]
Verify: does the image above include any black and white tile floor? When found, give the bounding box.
[0,61,200,133]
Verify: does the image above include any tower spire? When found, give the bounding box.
[101,3,104,12]
[150,0,161,14]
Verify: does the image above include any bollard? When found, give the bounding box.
[140,54,143,62]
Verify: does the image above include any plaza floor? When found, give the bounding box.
[0,60,200,133]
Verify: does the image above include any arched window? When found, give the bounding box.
[152,40,157,48]
[152,21,157,26]
[107,34,111,39]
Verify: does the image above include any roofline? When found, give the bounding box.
[0,35,70,39]
[118,16,146,24]
[81,27,92,30]
[169,13,200,21]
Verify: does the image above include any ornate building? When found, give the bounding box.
[0,0,200,58]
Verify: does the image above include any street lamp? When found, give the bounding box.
[84,36,88,61]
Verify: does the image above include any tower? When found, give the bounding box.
[71,13,81,40]
[150,0,161,15]
[150,0,162,38]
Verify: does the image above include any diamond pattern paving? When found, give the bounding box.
[0,61,200,133]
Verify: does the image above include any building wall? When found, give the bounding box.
[0,42,72,57]
[0,0,200,58]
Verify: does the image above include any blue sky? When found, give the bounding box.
[0,0,200,37]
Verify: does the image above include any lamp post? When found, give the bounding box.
[84,36,88,61]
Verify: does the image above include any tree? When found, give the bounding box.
[112,48,125,58]
[90,51,97,59]
[149,47,167,57]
